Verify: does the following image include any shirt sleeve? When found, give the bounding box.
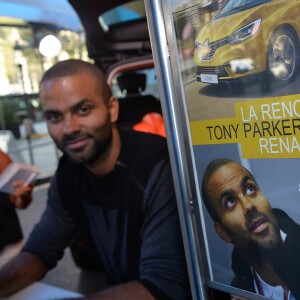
[139,160,191,300]
[22,173,77,269]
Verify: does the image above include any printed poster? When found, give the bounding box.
[171,0,300,298]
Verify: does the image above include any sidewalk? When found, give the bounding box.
[1,121,60,178]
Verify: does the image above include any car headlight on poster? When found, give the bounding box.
[228,19,262,45]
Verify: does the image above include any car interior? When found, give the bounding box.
[69,0,151,71]
[68,0,165,135]
[115,71,162,128]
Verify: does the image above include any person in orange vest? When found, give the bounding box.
[0,151,33,265]
[133,112,166,137]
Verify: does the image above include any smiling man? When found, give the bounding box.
[0,59,191,300]
[201,158,300,300]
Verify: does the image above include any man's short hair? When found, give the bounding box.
[201,158,257,222]
[201,158,235,222]
[40,59,111,104]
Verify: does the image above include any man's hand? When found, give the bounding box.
[9,181,33,209]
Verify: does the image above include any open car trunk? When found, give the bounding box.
[69,0,152,72]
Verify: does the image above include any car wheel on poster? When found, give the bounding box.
[267,27,299,83]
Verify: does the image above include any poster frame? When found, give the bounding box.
[144,0,211,299]
[145,0,300,299]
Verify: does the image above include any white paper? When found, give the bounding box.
[1,282,83,300]
[0,163,39,194]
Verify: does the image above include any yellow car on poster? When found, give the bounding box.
[194,0,300,84]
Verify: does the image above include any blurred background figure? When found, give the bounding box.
[0,150,33,267]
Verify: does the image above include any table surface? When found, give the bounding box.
[1,282,83,300]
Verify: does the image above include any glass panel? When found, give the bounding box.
[111,68,159,99]
[100,0,146,28]
[147,0,300,298]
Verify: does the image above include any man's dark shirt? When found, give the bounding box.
[231,208,300,299]
[23,129,191,299]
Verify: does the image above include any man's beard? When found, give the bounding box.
[233,210,282,265]
[55,124,113,165]
[242,238,281,266]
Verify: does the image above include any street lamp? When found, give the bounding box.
[39,34,62,58]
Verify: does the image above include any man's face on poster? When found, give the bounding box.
[206,162,281,257]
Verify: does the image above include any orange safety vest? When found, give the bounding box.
[133,113,166,137]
